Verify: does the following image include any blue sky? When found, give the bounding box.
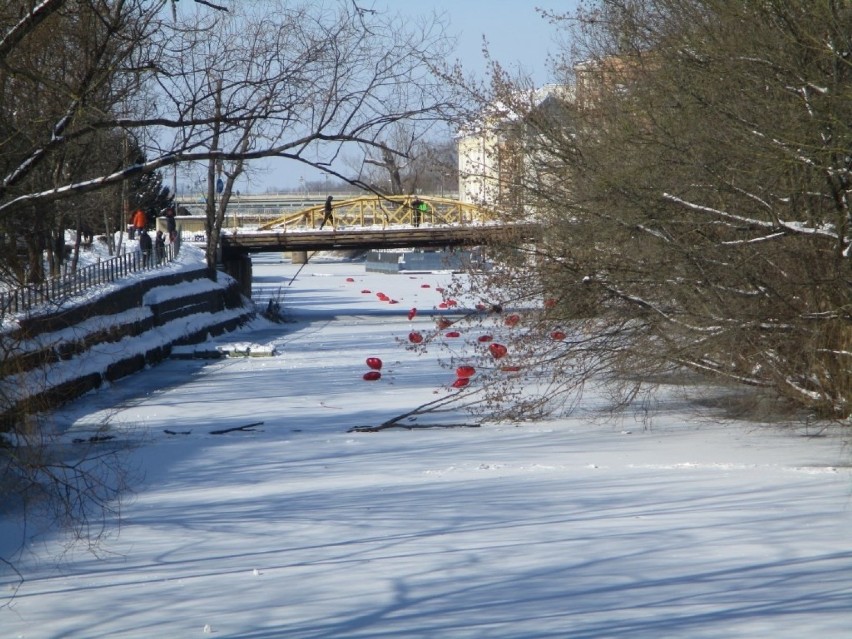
[246,1,580,192]
[385,0,577,85]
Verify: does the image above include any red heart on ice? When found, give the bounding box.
[489,343,508,359]
[456,365,476,379]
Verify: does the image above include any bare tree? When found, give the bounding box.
[349,122,458,195]
[0,1,458,272]
[433,0,852,422]
[0,0,460,592]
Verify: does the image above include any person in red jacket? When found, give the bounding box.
[131,208,147,239]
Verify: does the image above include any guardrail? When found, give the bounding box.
[257,195,486,231]
[0,235,182,316]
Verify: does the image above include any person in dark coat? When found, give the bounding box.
[164,206,177,242]
[319,195,334,230]
[139,229,153,267]
[411,197,422,227]
[154,230,166,263]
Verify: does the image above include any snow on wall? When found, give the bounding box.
[0,251,254,422]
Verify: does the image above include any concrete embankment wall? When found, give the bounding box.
[0,267,254,426]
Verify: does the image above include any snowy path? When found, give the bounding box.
[2,256,850,638]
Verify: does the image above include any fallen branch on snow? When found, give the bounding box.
[209,422,264,435]
[348,388,486,433]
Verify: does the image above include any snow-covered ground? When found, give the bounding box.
[1,253,851,638]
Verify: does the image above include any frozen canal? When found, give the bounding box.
[2,254,851,639]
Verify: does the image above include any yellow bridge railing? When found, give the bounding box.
[256,195,493,231]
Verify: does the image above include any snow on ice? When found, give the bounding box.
[0,252,850,638]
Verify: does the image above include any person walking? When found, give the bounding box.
[320,195,334,230]
[411,197,422,227]
[411,197,430,228]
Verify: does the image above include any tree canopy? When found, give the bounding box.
[446,0,852,420]
[0,0,459,275]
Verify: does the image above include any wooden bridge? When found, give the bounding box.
[219,195,539,256]
[255,195,488,230]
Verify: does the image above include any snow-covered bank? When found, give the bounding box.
[1,256,850,638]
[0,244,253,415]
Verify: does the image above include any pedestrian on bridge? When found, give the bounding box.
[411,197,422,227]
[320,195,334,230]
[412,197,428,227]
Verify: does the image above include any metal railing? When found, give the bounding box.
[0,235,182,316]
[257,195,488,231]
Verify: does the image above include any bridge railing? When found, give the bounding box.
[257,196,489,231]
[0,235,182,317]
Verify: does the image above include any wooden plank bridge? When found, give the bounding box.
[218,195,540,256]
[220,223,539,255]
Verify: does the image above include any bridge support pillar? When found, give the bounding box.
[290,250,309,264]
[221,254,253,298]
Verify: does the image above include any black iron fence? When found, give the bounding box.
[0,235,182,316]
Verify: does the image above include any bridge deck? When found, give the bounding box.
[220,224,539,255]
